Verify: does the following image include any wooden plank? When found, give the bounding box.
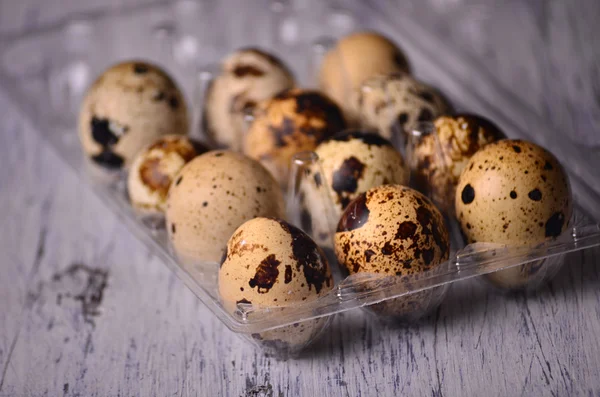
[0,92,54,395]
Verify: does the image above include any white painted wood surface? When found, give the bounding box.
[1,1,600,396]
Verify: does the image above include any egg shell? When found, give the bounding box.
[335,184,449,275]
[127,135,208,214]
[412,114,504,212]
[335,185,450,317]
[454,139,573,289]
[244,89,346,186]
[219,217,333,353]
[219,217,333,311]
[166,151,285,264]
[334,185,450,321]
[79,61,189,169]
[352,73,452,141]
[319,31,410,122]
[455,139,572,245]
[302,130,409,243]
[203,48,295,150]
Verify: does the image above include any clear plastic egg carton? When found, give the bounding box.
[1,0,600,359]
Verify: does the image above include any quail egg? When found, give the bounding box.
[79,61,189,169]
[319,31,410,122]
[335,185,450,318]
[166,151,285,264]
[455,139,573,288]
[411,114,504,212]
[203,48,295,150]
[303,130,409,243]
[127,135,207,215]
[219,217,333,356]
[352,73,451,141]
[244,89,346,186]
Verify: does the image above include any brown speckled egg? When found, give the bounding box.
[319,31,410,122]
[79,61,188,169]
[455,139,573,288]
[203,48,295,150]
[219,217,333,355]
[127,135,208,214]
[352,73,452,140]
[334,185,450,318]
[244,89,346,186]
[166,151,284,264]
[305,130,409,220]
[412,114,504,212]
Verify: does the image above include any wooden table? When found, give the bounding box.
[1,1,599,395]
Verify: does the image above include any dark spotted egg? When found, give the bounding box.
[165,151,284,264]
[351,73,451,140]
[243,89,346,186]
[78,61,188,169]
[203,48,295,151]
[219,217,333,352]
[412,114,504,212]
[455,140,573,288]
[335,184,449,277]
[455,139,572,245]
[127,135,207,214]
[307,130,409,218]
[334,185,450,318]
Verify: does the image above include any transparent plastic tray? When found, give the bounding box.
[1,0,599,358]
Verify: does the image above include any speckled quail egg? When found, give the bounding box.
[455,139,573,289]
[219,217,333,356]
[352,73,452,141]
[127,135,208,215]
[166,151,285,264]
[79,61,189,169]
[335,185,450,318]
[303,130,409,238]
[244,89,346,186]
[411,114,504,212]
[203,48,295,150]
[319,31,410,122]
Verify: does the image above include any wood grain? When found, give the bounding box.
[1,0,600,396]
